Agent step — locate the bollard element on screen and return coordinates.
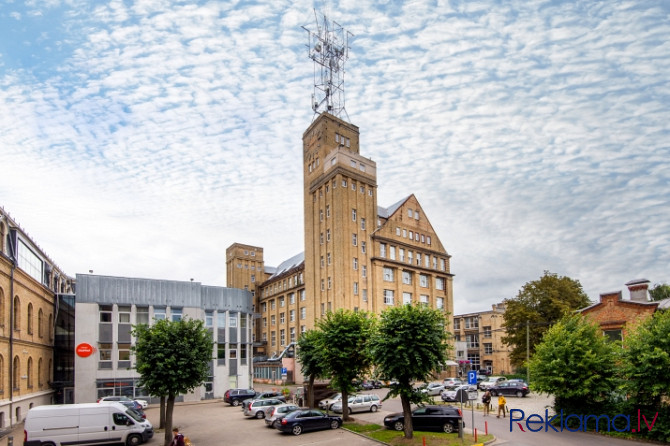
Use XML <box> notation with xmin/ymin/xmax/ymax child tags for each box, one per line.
<box><xmin>485</xmin><ymin>420</ymin><xmax>488</xmax><ymax>435</ymax></box>
<box><xmin>422</xmin><ymin>436</ymin><xmax>426</xmax><ymax>446</ymax></box>
<box><xmin>8</xmin><ymin>435</ymin><xmax>13</xmax><ymax>446</ymax></box>
<box><xmin>474</xmin><ymin>428</ymin><xmax>478</xmax><ymax>443</ymax></box>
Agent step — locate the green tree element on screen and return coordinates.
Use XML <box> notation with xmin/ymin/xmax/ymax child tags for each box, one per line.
<box><xmin>649</xmin><ymin>283</ymin><xmax>670</xmax><ymax>301</ymax></box>
<box><xmin>619</xmin><ymin>310</ymin><xmax>670</xmax><ymax>442</ymax></box>
<box><xmin>503</xmin><ymin>271</ymin><xmax>590</xmax><ymax>368</ymax></box>
<box><xmin>369</xmin><ymin>304</ymin><xmax>451</xmax><ymax>439</ymax></box>
<box><xmin>296</xmin><ymin>329</ymin><xmax>328</xmax><ymax>408</ymax></box>
<box><xmin>528</xmin><ymin>314</ymin><xmax>618</xmax><ymax>418</ymax></box>
<box><xmin>316</xmin><ymin>309</ymin><xmax>374</xmax><ymax>421</ymax></box>
<box><xmin>132</xmin><ymin>318</ymin><xmax>214</xmax><ymax>446</ymax></box>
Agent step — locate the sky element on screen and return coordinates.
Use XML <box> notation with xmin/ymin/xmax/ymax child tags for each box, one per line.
<box><xmin>1</xmin><ymin>0</ymin><xmax>668</xmax><ymax>314</ymax></box>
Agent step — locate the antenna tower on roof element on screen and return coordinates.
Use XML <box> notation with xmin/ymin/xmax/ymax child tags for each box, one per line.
<box><xmin>302</xmin><ymin>9</ymin><xmax>353</xmax><ymax>121</ymax></box>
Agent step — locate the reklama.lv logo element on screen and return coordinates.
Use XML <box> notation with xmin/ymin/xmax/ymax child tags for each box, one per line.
<box><xmin>509</xmin><ymin>409</ymin><xmax>659</xmax><ymax>433</ymax></box>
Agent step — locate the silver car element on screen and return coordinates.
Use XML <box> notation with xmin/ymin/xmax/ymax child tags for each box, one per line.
<box><xmin>242</xmin><ymin>398</ymin><xmax>284</xmax><ymax>419</ymax></box>
<box><xmin>420</xmin><ymin>382</ymin><xmax>445</xmax><ymax>396</ymax></box>
<box><xmin>264</xmin><ymin>403</ymin><xmax>301</xmax><ymax>428</ymax></box>
<box><xmin>318</xmin><ymin>392</ymin><xmax>342</xmax><ymax>410</ymax></box>
<box><xmin>331</xmin><ymin>394</ymin><xmax>381</xmax><ymax>414</ymax></box>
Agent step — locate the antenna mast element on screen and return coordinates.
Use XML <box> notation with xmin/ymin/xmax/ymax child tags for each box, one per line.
<box><xmin>302</xmin><ymin>10</ymin><xmax>353</xmax><ymax>120</ymax></box>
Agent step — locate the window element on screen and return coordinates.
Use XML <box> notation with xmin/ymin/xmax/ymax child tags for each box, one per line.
<box><xmin>27</xmin><ymin>357</ymin><xmax>33</xmax><ymax>388</ymax></box>
<box><xmin>300</xmin><ymin>307</ymin><xmax>306</xmax><ymax>320</ymax></box>
<box><xmin>396</xmin><ymin>227</ymin><xmax>401</xmax><ymax>236</ymax></box>
<box><xmin>38</xmin><ymin>309</ymin><xmax>44</xmax><ymax>338</ymax></box>
<box><xmin>154</xmin><ymin>307</ymin><xmax>166</xmax><ymax>321</ymax></box>
<box><xmin>342</xmin><ymin>180</ymin><xmax>347</xmax><ymax>187</ymax></box>
<box><xmin>261</xmin><ymin>302</ymin><xmax>267</xmax><ymax>313</ymax></box>
<box><xmin>290</xmin><ymin>310</ymin><xmax>295</xmax><ymax>322</ymax></box>
<box><xmin>271</xmin><ymin>315</ymin><xmax>276</xmax><ymax>326</ymax></box>
<box><xmin>118</xmin><ymin>343</ymin><xmax>131</xmax><ymax>367</ymax></box>
<box><xmin>353</xmin><ymin>258</ymin><xmax>358</xmax><ymax>270</ymax></box>
<box><xmin>262</xmin><ymin>317</ymin><xmax>267</xmax><ymax>328</ymax></box>
<box><xmin>352</xmin><ymin>209</ymin><xmax>357</xmax><ymax>221</ymax></box>
<box><xmin>389</xmin><ymin>246</ymin><xmax>396</xmax><ymax>260</ymax></box>
<box><xmin>484</xmin><ymin>343</ymin><xmax>493</xmax><ymax>355</ymax></box>
<box><xmin>351</xmin><ymin>182</ymin><xmax>356</xmax><ymax>190</ymax></box>
<box><xmin>362</xmin><ymin>289</ymin><xmax>368</xmax><ymax>302</ymax></box>
<box><xmin>436</xmin><ymin>278</ymin><xmax>445</xmax><ymax>290</ymax></box>
<box><xmin>271</xmin><ymin>300</ymin><xmax>276</xmax><ymax>310</ymax></box>
<box><xmin>99</xmin><ymin>304</ymin><xmax>112</xmax><ymax>323</ymax></box>
<box><xmin>271</xmin><ymin>331</ymin><xmax>276</xmax><ymax>347</ymax></box>
<box><xmin>403</xmin><ymin>292</ymin><xmax>412</xmax><ymax>305</ymax></box>
<box><xmin>416</xmin><ymin>253</ymin><xmax>421</xmax><ymax>266</ymax></box>
<box><xmin>289</xmin><ymin>293</ymin><xmax>295</xmax><ymax>304</ymax></box>
<box><xmin>465</xmin><ymin>317</ymin><xmax>479</xmax><ymax>329</ymax></box>
<box><xmin>453</xmin><ymin>318</ymin><xmax>461</xmax><ymax>330</ymax></box>
<box><xmin>420</xmin><ymin>274</ymin><xmax>428</xmax><ymax>287</ymax></box>
<box><xmin>436</xmin><ymin>297</ymin><xmax>444</xmax><ymax>309</ymax></box>
<box><xmin>321</xmin><ymin>279</ymin><xmax>325</xmax><ymax>291</ymax></box>
<box><xmin>171</xmin><ymin>308</ymin><xmax>182</xmax><ymax>322</ymax></box>
<box><xmin>399</xmin><ymin>248</ymin><xmax>405</xmax><ymax>262</ymax></box>
<box><xmin>403</xmin><ymin>229</ymin><xmax>407</xmax><ymax>238</ymax></box>
<box><xmin>483</xmin><ymin>326</ymin><xmax>492</xmax><ymax>338</ymax></box>
<box><xmin>604</xmin><ymin>329</ymin><xmax>622</xmax><ymax>342</ymax></box>
<box><xmin>320</xmin><ymin>233</ymin><xmax>324</xmax><ymax>245</ymax></box>
<box><xmin>409</xmin><ymin>231</ymin><xmax>414</xmax><ymax>240</ymax></box>
<box><xmin>320</xmin><ymin>256</ymin><xmax>324</xmax><ymax>268</ymax></box>
<box><xmin>300</xmin><ymin>290</ymin><xmax>306</xmax><ymax>301</ymax></box>
<box><xmin>362</xmin><ymin>265</ymin><xmax>367</xmax><ymax>277</ymax></box>
<box><xmin>421</xmin><ymin>234</ymin><xmax>425</xmax><ymax>243</ymax></box>
<box><xmin>380</xmin><ymin>243</ymin><xmax>386</xmax><ymax>258</ymax></box>
<box><xmin>326</xmin><ymin>205</ymin><xmax>330</xmax><ymax>217</ymax></box>
<box><xmin>415</xmin><ymin>210</ymin><xmax>420</xmax><ymax>220</ymax></box>
<box><xmin>361</xmin><ymin>218</ymin><xmax>366</xmax><ymax>230</ymax></box>
<box><xmin>468</xmin><ymin>353</ymin><xmax>480</xmax><ymax>370</ymax></box>
<box><xmin>383</xmin><ymin>290</ymin><xmax>395</xmax><ymax>305</ymax></box>
<box><xmin>328</xmin><ymin>277</ymin><xmax>332</xmax><ymax>289</ymax></box>
<box><xmin>320</xmin><ymin>210</ymin><xmax>323</xmax><ymax>221</ymax></box>
<box><xmin>98</xmin><ymin>343</ymin><xmax>112</xmax><ymax>369</ymax></box>
<box><xmin>27</xmin><ymin>304</ymin><xmax>33</xmax><ymax>334</ymax></box>
<box><xmin>279</xmin><ymin>297</ymin><xmax>285</xmax><ymax>307</ymax></box>
<box><xmin>327</xmin><ymin>229</ymin><xmax>331</xmax><ymax>242</ymax></box>
<box><xmin>408</xmin><ymin>251</ymin><xmax>413</xmax><ymax>264</ymax></box>
<box><xmin>426</xmin><ymin>255</ymin><xmax>430</xmax><ymax>268</ymax></box>
<box><xmin>280</xmin><ymin>312</ymin><xmax>285</xmax><ymax>324</ymax></box>
<box><xmin>251</xmin><ymin>274</ymin><xmax>255</xmax><ymax>283</ymax></box>
<box><xmin>427</xmin><ymin>236</ymin><xmax>431</xmax><ymax>245</ymax></box>
<box><xmin>361</xmin><ymin>241</ymin><xmax>366</xmax><ymax>254</ymax></box>
<box><xmin>290</xmin><ymin>327</ymin><xmax>296</xmax><ymax>343</ymax></box>
<box><xmin>466</xmin><ymin>334</ymin><xmax>479</xmax><ymax>348</ymax></box>
<box><xmin>408</xmin><ymin>209</ymin><xmax>413</xmax><ymax>218</ymax></box>
<box><xmin>440</xmin><ymin>258</ymin><xmax>445</xmax><ymax>270</ymax></box>
<box><xmin>420</xmin><ymin>295</ymin><xmax>429</xmax><ymax>306</ymax></box>
<box><xmin>383</xmin><ymin>267</ymin><xmax>394</xmax><ymax>282</ymax></box>
<box><xmin>402</xmin><ymin>271</ymin><xmax>412</xmax><ymax>285</ymax></box>
<box><xmin>351</xmin><ymin>159</ymin><xmax>356</xmax><ymax>167</ymax></box>
<box><xmin>352</xmin><ymin>233</ymin><xmax>357</xmax><ymax>246</ymax></box>
<box><xmin>327</xmin><ymin>253</ymin><xmax>331</xmax><ymax>264</ymax></box>
<box><xmin>354</xmin><ymin>282</ymin><xmax>359</xmax><ymax>295</ymax></box>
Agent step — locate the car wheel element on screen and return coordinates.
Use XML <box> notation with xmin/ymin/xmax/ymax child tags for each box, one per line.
<box><xmin>292</xmin><ymin>425</ymin><xmax>303</xmax><ymax>436</ymax></box>
<box><xmin>370</xmin><ymin>405</ymin><xmax>378</xmax><ymax>413</ymax></box>
<box><xmin>516</xmin><ymin>391</ymin><xmax>523</xmax><ymax>398</ymax></box>
<box><xmin>393</xmin><ymin>420</ymin><xmax>404</xmax><ymax>431</ymax></box>
<box><xmin>126</xmin><ymin>434</ymin><xmax>142</xmax><ymax>446</ymax></box>
<box><xmin>232</xmin><ymin>399</ymin><xmax>240</xmax><ymax>407</ymax></box>
<box><xmin>442</xmin><ymin>423</ymin><xmax>455</xmax><ymax>434</ymax></box>
<box><xmin>273</xmin><ymin>420</ymin><xmax>281</xmax><ymax>429</ymax></box>
<box><xmin>330</xmin><ymin>419</ymin><xmax>340</xmax><ymax>429</ymax></box>
<box><xmin>256</xmin><ymin>410</ymin><xmax>265</xmax><ymax>419</ymax></box>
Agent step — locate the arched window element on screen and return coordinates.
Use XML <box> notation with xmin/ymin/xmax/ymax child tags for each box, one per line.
<box><xmin>12</xmin><ymin>356</ymin><xmax>20</xmax><ymax>391</ymax></box>
<box><xmin>38</xmin><ymin>309</ymin><xmax>43</xmax><ymax>338</ymax></box>
<box><xmin>38</xmin><ymin>358</ymin><xmax>43</xmax><ymax>387</ymax></box>
<box><xmin>13</xmin><ymin>297</ymin><xmax>20</xmax><ymax>331</ymax></box>
<box><xmin>27</xmin><ymin>303</ymin><xmax>33</xmax><ymax>334</ymax></box>
<box><xmin>27</xmin><ymin>357</ymin><xmax>33</xmax><ymax>388</ymax></box>
<box><xmin>0</xmin><ymin>355</ymin><xmax>4</xmax><ymax>393</ymax></box>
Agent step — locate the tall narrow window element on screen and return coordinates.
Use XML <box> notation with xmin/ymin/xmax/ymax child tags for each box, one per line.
<box><xmin>27</xmin><ymin>303</ymin><xmax>33</xmax><ymax>334</ymax></box>
<box><xmin>352</xmin><ymin>209</ymin><xmax>357</xmax><ymax>221</ymax></box>
<box><xmin>13</xmin><ymin>297</ymin><xmax>20</xmax><ymax>331</ymax></box>
<box><xmin>38</xmin><ymin>309</ymin><xmax>44</xmax><ymax>338</ymax></box>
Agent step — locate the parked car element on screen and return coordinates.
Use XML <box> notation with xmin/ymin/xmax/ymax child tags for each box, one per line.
<box><xmin>243</xmin><ymin>398</ymin><xmax>285</xmax><ymax>419</ymax></box>
<box><xmin>420</xmin><ymin>382</ymin><xmax>445</xmax><ymax>396</ymax></box>
<box><xmin>359</xmin><ymin>380</ymin><xmax>375</xmax><ymax>390</ymax></box>
<box><xmin>224</xmin><ymin>388</ymin><xmax>257</xmax><ymax>406</ymax></box>
<box><xmin>371</xmin><ymin>380</ymin><xmax>383</xmax><ymax>389</ymax></box>
<box><xmin>489</xmin><ymin>381</ymin><xmax>530</xmax><ymax>397</ymax></box>
<box><xmin>277</xmin><ymin>409</ymin><xmax>342</xmax><ymax>436</ymax></box>
<box><xmin>265</xmin><ymin>403</ymin><xmax>301</xmax><ymax>428</ymax></box>
<box><xmin>318</xmin><ymin>392</ymin><xmax>343</xmax><ymax>410</ymax></box>
<box><xmin>442</xmin><ymin>377</ymin><xmax>463</xmax><ymax>389</ymax></box>
<box><xmin>384</xmin><ymin>405</ymin><xmax>463</xmax><ymax>434</ymax></box>
<box><xmin>478</xmin><ymin>376</ymin><xmax>506</xmax><ymax>390</ymax></box>
<box><xmin>331</xmin><ymin>394</ymin><xmax>381</xmax><ymax>414</ymax></box>
<box><xmin>240</xmin><ymin>391</ymin><xmax>286</xmax><ymax>409</ymax></box>
<box><xmin>114</xmin><ymin>400</ymin><xmax>146</xmax><ymax>419</ymax></box>
<box><xmin>441</xmin><ymin>384</ymin><xmax>477</xmax><ymax>402</ymax></box>
<box><xmin>98</xmin><ymin>395</ymin><xmax>149</xmax><ymax>409</ymax></box>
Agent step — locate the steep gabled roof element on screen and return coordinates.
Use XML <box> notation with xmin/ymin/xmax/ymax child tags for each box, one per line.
<box><xmin>378</xmin><ymin>195</ymin><xmax>411</xmax><ymax>219</ymax></box>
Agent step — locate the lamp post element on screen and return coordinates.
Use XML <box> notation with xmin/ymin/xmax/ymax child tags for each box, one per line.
<box><xmin>526</xmin><ymin>321</ymin><xmax>530</xmax><ymax>384</ymax></box>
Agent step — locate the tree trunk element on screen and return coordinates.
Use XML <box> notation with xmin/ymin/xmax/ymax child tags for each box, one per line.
<box><xmin>341</xmin><ymin>388</ymin><xmax>350</xmax><ymax>421</ymax></box>
<box><xmin>400</xmin><ymin>394</ymin><xmax>414</xmax><ymax>439</ymax></box>
<box><xmin>159</xmin><ymin>395</ymin><xmax>166</xmax><ymax>429</ymax></box>
<box><xmin>308</xmin><ymin>375</ymin><xmax>315</xmax><ymax>408</ymax></box>
<box><xmin>164</xmin><ymin>394</ymin><xmax>176</xmax><ymax>446</ymax></box>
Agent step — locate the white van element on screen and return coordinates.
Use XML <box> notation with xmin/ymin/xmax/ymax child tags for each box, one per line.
<box><xmin>24</xmin><ymin>402</ymin><xmax>153</xmax><ymax>446</ymax></box>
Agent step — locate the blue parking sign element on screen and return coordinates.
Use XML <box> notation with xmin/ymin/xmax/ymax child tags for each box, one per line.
<box><xmin>467</xmin><ymin>370</ymin><xmax>477</xmax><ymax>385</ymax></box>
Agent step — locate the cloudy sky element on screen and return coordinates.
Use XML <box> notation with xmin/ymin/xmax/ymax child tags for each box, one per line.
<box><xmin>1</xmin><ymin>0</ymin><xmax>668</xmax><ymax>314</ymax></box>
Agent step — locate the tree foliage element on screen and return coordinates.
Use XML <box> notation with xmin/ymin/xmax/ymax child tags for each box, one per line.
<box><xmin>649</xmin><ymin>283</ymin><xmax>670</xmax><ymax>301</ymax></box>
<box><xmin>316</xmin><ymin>309</ymin><xmax>374</xmax><ymax>421</ymax></box>
<box><xmin>618</xmin><ymin>310</ymin><xmax>670</xmax><ymax>442</ymax></box>
<box><xmin>132</xmin><ymin>318</ymin><xmax>213</xmax><ymax>446</ymax></box>
<box><xmin>503</xmin><ymin>271</ymin><xmax>590</xmax><ymax>368</ymax></box>
<box><xmin>296</xmin><ymin>329</ymin><xmax>328</xmax><ymax>408</ymax></box>
<box><xmin>369</xmin><ymin>304</ymin><xmax>451</xmax><ymax>439</ymax></box>
<box><xmin>528</xmin><ymin>314</ymin><xmax>618</xmax><ymax>417</ymax></box>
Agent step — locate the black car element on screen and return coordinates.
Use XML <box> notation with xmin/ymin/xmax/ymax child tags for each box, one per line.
<box><xmin>224</xmin><ymin>388</ymin><xmax>256</xmax><ymax>406</ymax></box>
<box><xmin>489</xmin><ymin>381</ymin><xmax>530</xmax><ymax>398</ymax></box>
<box><xmin>277</xmin><ymin>409</ymin><xmax>342</xmax><ymax>436</ymax></box>
<box><xmin>384</xmin><ymin>405</ymin><xmax>463</xmax><ymax>434</ymax></box>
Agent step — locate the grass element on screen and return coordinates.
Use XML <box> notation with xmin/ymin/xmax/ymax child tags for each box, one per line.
<box><xmin>343</xmin><ymin>421</ymin><xmax>494</xmax><ymax>446</ymax></box>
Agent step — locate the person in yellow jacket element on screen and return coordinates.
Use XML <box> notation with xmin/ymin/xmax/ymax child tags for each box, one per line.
<box><xmin>496</xmin><ymin>394</ymin><xmax>507</xmax><ymax>418</ymax></box>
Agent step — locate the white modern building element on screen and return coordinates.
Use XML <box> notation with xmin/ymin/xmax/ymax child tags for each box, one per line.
<box><xmin>74</xmin><ymin>274</ymin><xmax>253</xmax><ymax>403</ymax></box>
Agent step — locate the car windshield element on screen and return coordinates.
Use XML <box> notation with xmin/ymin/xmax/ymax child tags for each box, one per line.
<box><xmin>125</xmin><ymin>409</ymin><xmax>143</xmax><ymax>422</ymax></box>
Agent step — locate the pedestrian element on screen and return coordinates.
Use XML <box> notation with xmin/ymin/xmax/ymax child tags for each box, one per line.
<box><xmin>482</xmin><ymin>390</ymin><xmax>492</xmax><ymax>416</ymax></box>
<box><xmin>496</xmin><ymin>394</ymin><xmax>507</xmax><ymax>418</ymax></box>
<box><xmin>171</xmin><ymin>427</ymin><xmax>186</xmax><ymax>446</ymax></box>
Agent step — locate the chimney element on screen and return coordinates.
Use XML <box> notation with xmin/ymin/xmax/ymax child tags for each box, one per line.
<box><xmin>625</xmin><ymin>279</ymin><xmax>650</xmax><ymax>303</ymax></box>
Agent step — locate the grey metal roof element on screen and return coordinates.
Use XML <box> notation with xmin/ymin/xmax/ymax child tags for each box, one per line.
<box><xmin>378</xmin><ymin>195</ymin><xmax>411</xmax><ymax>219</ymax></box>
<box><xmin>268</xmin><ymin>252</ymin><xmax>304</xmax><ymax>280</ymax></box>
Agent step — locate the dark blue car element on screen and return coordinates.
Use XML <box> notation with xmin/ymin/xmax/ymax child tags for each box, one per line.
<box><xmin>277</xmin><ymin>409</ymin><xmax>341</xmax><ymax>436</ymax></box>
